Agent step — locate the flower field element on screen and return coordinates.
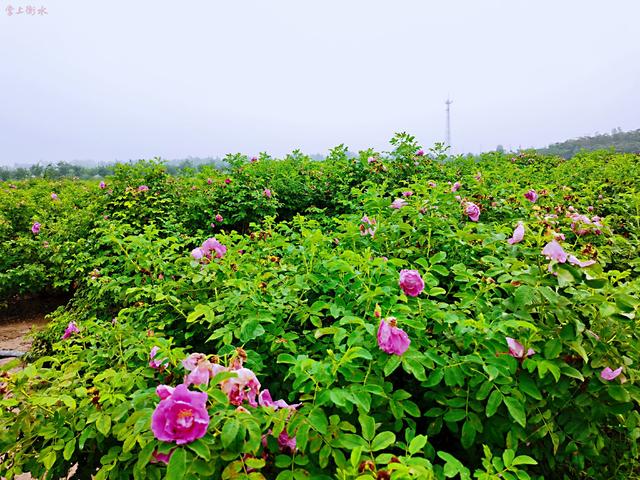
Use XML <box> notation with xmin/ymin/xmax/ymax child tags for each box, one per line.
<box><xmin>1</xmin><ymin>135</ymin><xmax>639</xmax><ymax>479</ymax></box>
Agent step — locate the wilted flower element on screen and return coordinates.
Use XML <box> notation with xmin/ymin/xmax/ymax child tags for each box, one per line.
<box><xmin>474</xmin><ymin>172</ymin><xmax>482</xmax><ymax>181</ymax></box>
<box><xmin>506</xmin><ymin>337</ymin><xmax>534</xmax><ymax>359</ymax></box>
<box><xmin>524</xmin><ymin>189</ymin><xmax>538</xmax><ymax>203</ymax></box>
<box><xmin>465</xmin><ymin>202</ymin><xmax>480</xmax><ymax>222</ymax></box>
<box><xmin>451</xmin><ymin>182</ymin><xmax>461</xmax><ymax>192</ymax></box>
<box><xmin>151</xmin><ymin>384</ymin><xmax>209</xmax><ymax>445</ymax></box>
<box><xmin>377</xmin><ymin>318</ymin><xmax>410</xmax><ymax>355</ymax></box>
<box><xmin>250</xmin><ymin>156</ymin><xmax>258</xmax><ymax>163</ymax></box>
<box><xmin>508</xmin><ymin>222</ymin><xmax>525</xmax><ymax>244</ymax></box>
<box><xmin>359</xmin><ymin>215</ymin><xmax>377</xmax><ymax>237</ymax></box>
<box><xmin>600</xmin><ymin>367</ymin><xmax>623</xmax><ymax>381</ymax></box>
<box><xmin>264</xmin><ymin>188</ymin><xmax>272</xmax><ymax>198</ymax></box>
<box><xmin>99</xmin><ymin>181</ymin><xmax>106</xmax><ymax>189</ymax></box>
<box><xmin>149</xmin><ymin>346</ymin><xmax>168</xmax><ymax>370</ymax></box>
<box><xmin>31</xmin><ymin>222</ymin><xmax>41</xmax><ymax>234</ymax></box>
<box><xmin>390</xmin><ymin>198</ymin><xmax>407</xmax><ymax>209</ymax></box>
<box><xmin>221</xmin><ymin>368</ymin><xmax>261</xmax><ymax>407</ymax></box>
<box><xmin>138</xmin><ymin>185</ymin><xmax>149</xmax><ymax>192</ymax></box>
<box><xmin>542</xmin><ymin>240</ymin><xmax>567</xmax><ymax>263</ymax></box>
<box><xmin>150</xmin><ymin>449</ymin><xmax>174</xmax><ymax>465</ymax></box>
<box><xmin>258</xmin><ymin>389</ymin><xmax>301</xmax><ymax>410</ymax></box>
<box><xmin>61</xmin><ymin>321</ymin><xmax>79</xmax><ymax>340</ymax></box>
<box><xmin>399</xmin><ymin>269</ymin><xmax>424</xmax><ymax>297</ymax></box>
<box><xmin>183</xmin><ymin>353</ymin><xmax>226</xmax><ymax>386</ymax></box>
<box><xmin>568</xmin><ymin>255</ymin><xmax>596</xmax><ymax>268</ymax></box>
<box><xmin>51</xmin><ymin>193</ymin><xmax>58</xmax><ymax>201</ymax></box>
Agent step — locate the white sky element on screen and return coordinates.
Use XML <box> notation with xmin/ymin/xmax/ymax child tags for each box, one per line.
<box><xmin>1</xmin><ymin>0</ymin><xmax>639</xmax><ymax>165</ymax></box>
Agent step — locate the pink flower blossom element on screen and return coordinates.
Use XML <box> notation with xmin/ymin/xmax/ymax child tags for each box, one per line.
<box><xmin>524</xmin><ymin>189</ymin><xmax>538</xmax><ymax>203</ymax></box>
<box><xmin>377</xmin><ymin>318</ymin><xmax>410</xmax><ymax>355</ymax></box>
<box><xmin>61</xmin><ymin>321</ymin><xmax>79</xmax><ymax>340</ymax></box>
<box><xmin>138</xmin><ymin>185</ymin><xmax>149</xmax><ymax>192</ymax></box>
<box><xmin>215</xmin><ymin>214</ymin><xmax>223</xmax><ymax>223</ymax></box>
<box><xmin>264</xmin><ymin>188</ymin><xmax>272</xmax><ymax>198</ymax></box>
<box><xmin>390</xmin><ymin>198</ymin><xmax>408</xmax><ymax>209</ymax></box>
<box><xmin>151</xmin><ymin>384</ymin><xmax>209</xmax><ymax>445</ymax></box>
<box><xmin>201</xmin><ymin>237</ymin><xmax>227</xmax><ymax>259</ymax></box>
<box><xmin>221</xmin><ymin>368</ymin><xmax>261</xmax><ymax>407</ymax></box>
<box><xmin>428</xmin><ymin>181</ymin><xmax>437</xmax><ymax>188</ymax></box>
<box><xmin>506</xmin><ymin>337</ymin><xmax>534</xmax><ymax>359</ymax></box>
<box><xmin>451</xmin><ymin>182</ymin><xmax>461</xmax><ymax>192</ymax></box>
<box><xmin>51</xmin><ymin>193</ymin><xmax>58</xmax><ymax>201</ymax></box>
<box><xmin>150</xmin><ymin>449</ymin><xmax>174</xmax><ymax>465</ymax></box>
<box><xmin>367</xmin><ymin>156</ymin><xmax>376</xmax><ymax>164</ymax></box>
<box><xmin>542</xmin><ymin>240</ymin><xmax>567</xmax><ymax>263</ymax></box>
<box><xmin>99</xmin><ymin>181</ymin><xmax>106</xmax><ymax>189</ymax></box>
<box><xmin>399</xmin><ymin>269</ymin><xmax>424</xmax><ymax>297</ymax></box>
<box><xmin>474</xmin><ymin>172</ymin><xmax>482</xmax><ymax>181</ymax></box>
<box><xmin>416</xmin><ymin>149</ymin><xmax>424</xmax><ymax>156</ymax></box>
<box><xmin>465</xmin><ymin>202</ymin><xmax>480</xmax><ymax>222</ymax></box>
<box><xmin>278</xmin><ymin>431</ymin><xmax>297</xmax><ymax>452</ymax></box>
<box><xmin>183</xmin><ymin>353</ymin><xmax>226</xmax><ymax>386</ymax></box>
<box><xmin>207</xmin><ymin>178</ymin><xmax>213</xmax><ymax>185</ymax></box>
<box><xmin>402</xmin><ymin>190</ymin><xmax>413</xmax><ymax>197</ymax></box>
<box><xmin>359</xmin><ymin>215</ymin><xmax>377</xmax><ymax>237</ymax></box>
<box><xmin>31</xmin><ymin>222</ymin><xmax>41</xmax><ymax>234</ymax></box>
<box><xmin>258</xmin><ymin>389</ymin><xmax>301</xmax><ymax>410</ymax></box>
<box><xmin>568</xmin><ymin>255</ymin><xmax>596</xmax><ymax>268</ymax></box>
<box><xmin>225</xmin><ymin>178</ymin><xmax>231</xmax><ymax>184</ymax></box>
<box><xmin>250</xmin><ymin>156</ymin><xmax>258</xmax><ymax>163</ymax></box>
<box><xmin>508</xmin><ymin>222</ymin><xmax>525</xmax><ymax>244</ymax></box>
<box><xmin>149</xmin><ymin>346</ymin><xmax>167</xmax><ymax>369</ymax></box>
<box><xmin>600</xmin><ymin>367</ymin><xmax>623</xmax><ymax>381</ymax></box>
<box><xmin>191</xmin><ymin>247</ymin><xmax>205</xmax><ymax>260</ymax></box>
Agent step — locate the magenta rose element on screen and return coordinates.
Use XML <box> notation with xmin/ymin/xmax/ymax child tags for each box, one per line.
<box><xmin>465</xmin><ymin>202</ymin><xmax>480</xmax><ymax>221</ymax></box>
<box><xmin>399</xmin><ymin>269</ymin><xmax>424</xmax><ymax>297</ymax></box>
<box><xmin>151</xmin><ymin>384</ymin><xmax>209</xmax><ymax>445</ymax></box>
<box><xmin>377</xmin><ymin>318</ymin><xmax>410</xmax><ymax>355</ymax></box>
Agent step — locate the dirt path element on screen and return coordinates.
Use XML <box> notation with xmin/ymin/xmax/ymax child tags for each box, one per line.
<box><xmin>0</xmin><ymin>294</ymin><xmax>69</xmax><ymax>365</ymax></box>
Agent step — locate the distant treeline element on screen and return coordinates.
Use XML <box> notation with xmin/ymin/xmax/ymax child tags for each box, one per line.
<box><xmin>538</xmin><ymin>128</ymin><xmax>640</xmax><ymax>158</ymax></box>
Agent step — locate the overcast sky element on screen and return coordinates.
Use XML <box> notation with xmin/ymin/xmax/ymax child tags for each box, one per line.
<box><xmin>1</xmin><ymin>0</ymin><xmax>638</xmax><ymax>166</ymax></box>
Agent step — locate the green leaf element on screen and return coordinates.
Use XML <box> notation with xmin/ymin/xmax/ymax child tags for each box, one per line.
<box><xmin>608</xmin><ymin>385</ymin><xmax>630</xmax><ymax>402</ymax></box>
<box><xmin>63</xmin><ymin>438</ymin><xmax>76</xmax><ymax>461</ymax></box>
<box><xmin>166</xmin><ymin>448</ymin><xmax>187</xmax><ymax>480</ymax></box>
<box><xmin>96</xmin><ymin>413</ymin><xmax>111</xmax><ymax>436</ymax></box>
<box><xmin>503</xmin><ymin>396</ymin><xmax>526</xmax><ymax>427</ymax></box>
<box><xmin>359</xmin><ymin>414</ymin><xmax>375</xmax><ymax>441</ymax></box>
<box><xmin>187</xmin><ymin>439</ymin><xmax>211</xmax><ymax>461</ymax></box>
<box><xmin>443</xmin><ymin>409</ymin><xmax>466</xmax><ymax>423</ymax></box>
<box><xmin>371</xmin><ymin>431</ymin><xmax>395</xmax><ymax>451</ymax></box>
<box><xmin>308</xmin><ymin>408</ymin><xmax>328</xmax><ymax>435</ymax></box>
<box><xmin>518</xmin><ymin>376</ymin><xmax>542</xmax><ymax>400</ymax></box>
<box><xmin>408</xmin><ymin>435</ymin><xmax>427</xmax><ymax>455</ymax></box>
<box><xmin>512</xmin><ymin>455</ymin><xmax>538</xmax><ymax>466</ymax></box>
<box><xmin>543</xmin><ymin>339</ymin><xmax>563</xmax><ymax>359</ymax></box>
<box><xmin>221</xmin><ymin>419</ymin><xmax>240</xmax><ymax>447</ymax></box>
<box><xmin>486</xmin><ymin>390</ymin><xmax>502</xmax><ymax>417</ymax></box>
<box><xmin>460</xmin><ymin>421</ymin><xmax>476</xmax><ymax>449</ymax></box>
<box><xmin>384</xmin><ymin>355</ymin><xmax>402</xmax><ymax>376</ymax></box>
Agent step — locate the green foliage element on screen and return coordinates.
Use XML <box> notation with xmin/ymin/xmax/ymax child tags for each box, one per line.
<box><xmin>1</xmin><ymin>139</ymin><xmax>640</xmax><ymax>479</ymax></box>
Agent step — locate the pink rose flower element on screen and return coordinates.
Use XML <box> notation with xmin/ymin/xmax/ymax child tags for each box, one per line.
<box><xmin>390</xmin><ymin>198</ymin><xmax>408</xmax><ymax>209</ymax></box>
<box><xmin>191</xmin><ymin>247</ymin><xmax>205</xmax><ymax>260</ymax></box>
<box><xmin>264</xmin><ymin>188</ymin><xmax>272</xmax><ymax>198</ymax></box>
<box><xmin>61</xmin><ymin>321</ymin><xmax>79</xmax><ymax>340</ymax></box>
<box><xmin>524</xmin><ymin>189</ymin><xmax>538</xmax><ymax>203</ymax></box>
<box><xmin>138</xmin><ymin>185</ymin><xmax>149</xmax><ymax>192</ymax></box>
<box><xmin>399</xmin><ymin>269</ymin><xmax>424</xmax><ymax>297</ymax></box>
<box><xmin>258</xmin><ymin>389</ymin><xmax>301</xmax><ymax>410</ymax></box>
<box><xmin>202</xmin><ymin>237</ymin><xmax>226</xmax><ymax>259</ymax></box>
<box><xmin>215</xmin><ymin>214</ymin><xmax>223</xmax><ymax>223</ymax></box>
<box><xmin>428</xmin><ymin>181</ymin><xmax>437</xmax><ymax>188</ymax></box>
<box><xmin>250</xmin><ymin>156</ymin><xmax>258</xmax><ymax>163</ymax></box>
<box><xmin>465</xmin><ymin>202</ymin><xmax>480</xmax><ymax>222</ymax></box>
<box><xmin>402</xmin><ymin>190</ymin><xmax>413</xmax><ymax>197</ymax></box>
<box><xmin>600</xmin><ymin>367</ymin><xmax>622</xmax><ymax>381</ymax></box>
<box><xmin>506</xmin><ymin>337</ymin><xmax>534</xmax><ymax>359</ymax></box>
<box><xmin>377</xmin><ymin>318</ymin><xmax>410</xmax><ymax>355</ymax></box>
<box><xmin>568</xmin><ymin>255</ymin><xmax>596</xmax><ymax>268</ymax></box>
<box><xmin>51</xmin><ymin>193</ymin><xmax>58</xmax><ymax>201</ymax></box>
<box><xmin>225</xmin><ymin>178</ymin><xmax>231</xmax><ymax>184</ymax></box>
<box><xmin>31</xmin><ymin>222</ymin><xmax>41</xmax><ymax>234</ymax></box>
<box><xmin>182</xmin><ymin>353</ymin><xmax>226</xmax><ymax>386</ymax></box>
<box><xmin>542</xmin><ymin>240</ymin><xmax>567</xmax><ymax>263</ymax></box>
<box><xmin>99</xmin><ymin>181</ymin><xmax>106</xmax><ymax>189</ymax></box>
<box><xmin>151</xmin><ymin>384</ymin><xmax>209</xmax><ymax>445</ymax></box>
<box><xmin>416</xmin><ymin>149</ymin><xmax>424</xmax><ymax>156</ymax></box>
<box><xmin>508</xmin><ymin>222</ymin><xmax>525</xmax><ymax>244</ymax></box>
<box><xmin>149</xmin><ymin>346</ymin><xmax>168</xmax><ymax>369</ymax></box>
<box><xmin>451</xmin><ymin>182</ymin><xmax>461</xmax><ymax>192</ymax></box>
